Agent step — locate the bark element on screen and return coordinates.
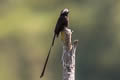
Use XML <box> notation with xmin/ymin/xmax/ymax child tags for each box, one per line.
<box><xmin>62</xmin><ymin>28</ymin><xmax>78</xmax><ymax>80</ymax></box>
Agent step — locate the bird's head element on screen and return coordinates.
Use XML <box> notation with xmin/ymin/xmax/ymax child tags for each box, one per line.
<box><xmin>61</xmin><ymin>8</ymin><xmax>69</xmax><ymax>16</ymax></box>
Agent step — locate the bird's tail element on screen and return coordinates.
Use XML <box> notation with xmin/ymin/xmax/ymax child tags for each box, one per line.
<box><xmin>52</xmin><ymin>34</ymin><xmax>56</xmax><ymax>46</ymax></box>
<box><xmin>40</xmin><ymin>34</ymin><xmax>56</xmax><ymax>78</ymax></box>
<box><xmin>40</xmin><ymin>46</ymin><xmax>52</xmax><ymax>78</ymax></box>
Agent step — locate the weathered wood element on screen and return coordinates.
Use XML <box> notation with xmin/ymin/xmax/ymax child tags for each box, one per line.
<box><xmin>62</xmin><ymin>28</ymin><xmax>78</xmax><ymax>80</ymax></box>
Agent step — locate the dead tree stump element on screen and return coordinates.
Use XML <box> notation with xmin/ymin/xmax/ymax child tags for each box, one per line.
<box><xmin>61</xmin><ymin>27</ymin><xmax>78</xmax><ymax>80</ymax></box>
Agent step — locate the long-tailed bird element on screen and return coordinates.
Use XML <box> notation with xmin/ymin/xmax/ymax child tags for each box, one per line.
<box><xmin>40</xmin><ymin>8</ymin><xmax>69</xmax><ymax>78</ymax></box>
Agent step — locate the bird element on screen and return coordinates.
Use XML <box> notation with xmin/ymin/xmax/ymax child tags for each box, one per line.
<box><xmin>40</xmin><ymin>8</ymin><xmax>69</xmax><ymax>78</ymax></box>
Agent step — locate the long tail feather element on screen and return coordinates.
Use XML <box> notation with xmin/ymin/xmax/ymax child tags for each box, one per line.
<box><xmin>40</xmin><ymin>46</ymin><xmax>52</xmax><ymax>78</ymax></box>
<box><xmin>40</xmin><ymin>34</ymin><xmax>56</xmax><ymax>78</ymax></box>
<box><xmin>52</xmin><ymin>34</ymin><xmax>56</xmax><ymax>46</ymax></box>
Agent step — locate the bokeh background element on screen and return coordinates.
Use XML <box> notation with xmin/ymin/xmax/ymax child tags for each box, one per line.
<box><xmin>0</xmin><ymin>0</ymin><xmax>120</xmax><ymax>80</ymax></box>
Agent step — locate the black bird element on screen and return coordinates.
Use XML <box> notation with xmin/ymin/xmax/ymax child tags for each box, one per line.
<box><xmin>40</xmin><ymin>8</ymin><xmax>69</xmax><ymax>78</ymax></box>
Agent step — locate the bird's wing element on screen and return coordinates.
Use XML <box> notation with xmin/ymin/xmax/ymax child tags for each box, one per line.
<box><xmin>55</xmin><ymin>16</ymin><xmax>66</xmax><ymax>37</ymax></box>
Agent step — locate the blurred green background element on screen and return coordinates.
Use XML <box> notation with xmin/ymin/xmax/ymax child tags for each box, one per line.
<box><xmin>0</xmin><ymin>0</ymin><xmax>120</xmax><ymax>80</ymax></box>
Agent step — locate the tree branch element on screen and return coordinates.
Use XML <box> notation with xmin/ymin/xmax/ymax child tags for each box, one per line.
<box><xmin>62</xmin><ymin>27</ymin><xmax>78</xmax><ymax>80</ymax></box>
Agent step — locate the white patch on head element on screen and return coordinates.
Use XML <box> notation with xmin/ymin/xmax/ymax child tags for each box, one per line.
<box><xmin>63</xmin><ymin>8</ymin><xmax>69</xmax><ymax>13</ymax></box>
<box><xmin>61</xmin><ymin>8</ymin><xmax>69</xmax><ymax>14</ymax></box>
